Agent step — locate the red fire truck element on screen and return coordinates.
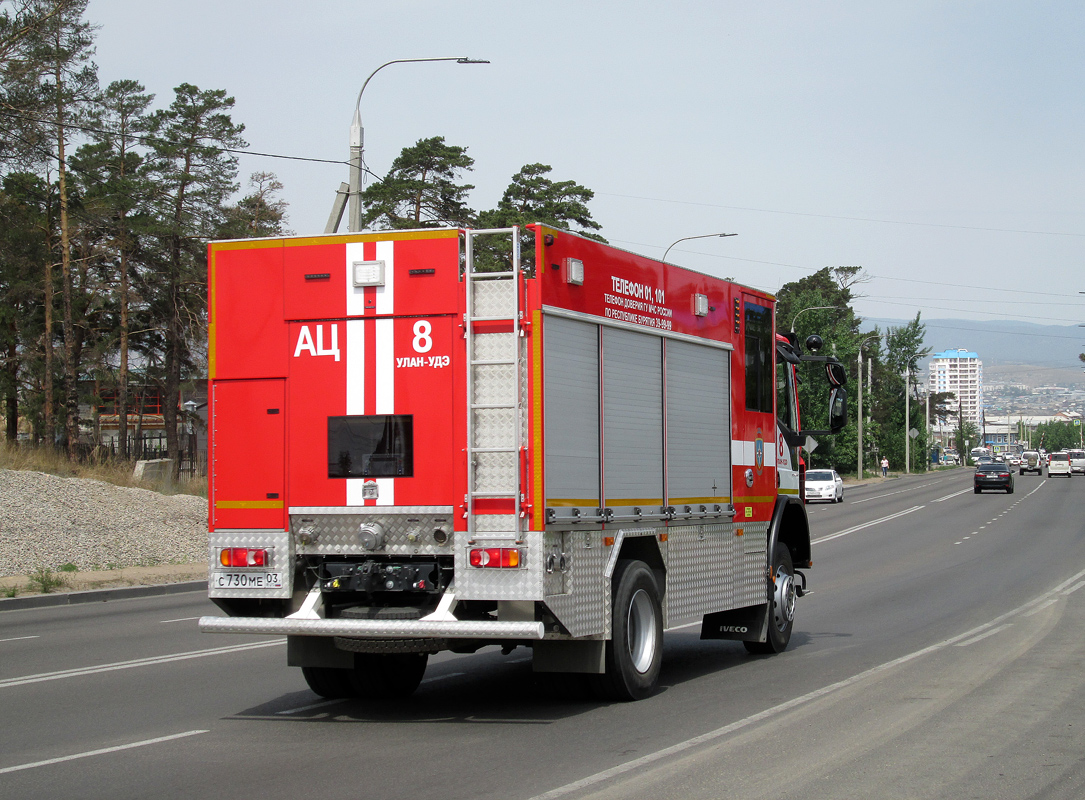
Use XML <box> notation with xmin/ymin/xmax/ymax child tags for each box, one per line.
<box><xmin>199</xmin><ymin>225</ymin><xmax>846</xmax><ymax>700</ymax></box>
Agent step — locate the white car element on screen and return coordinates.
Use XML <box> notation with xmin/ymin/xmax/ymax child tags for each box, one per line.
<box><xmin>1048</xmin><ymin>452</ymin><xmax>1072</xmax><ymax>478</ymax></box>
<box><xmin>1068</xmin><ymin>449</ymin><xmax>1085</xmax><ymax>475</ymax></box>
<box><xmin>805</xmin><ymin>469</ymin><xmax>844</xmax><ymax>503</ymax></box>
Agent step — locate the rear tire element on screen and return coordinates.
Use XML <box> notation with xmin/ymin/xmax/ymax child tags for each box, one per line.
<box><xmin>744</xmin><ymin>544</ymin><xmax>796</xmax><ymax>655</ymax></box>
<box><xmin>355</xmin><ymin>653</ymin><xmax>429</xmax><ymax>698</ymax></box>
<box><xmin>302</xmin><ymin>652</ymin><xmax>429</xmax><ymax>699</ymax></box>
<box><xmin>591</xmin><ymin>560</ymin><xmax>663</xmax><ymax>701</ymax></box>
<box><xmin>301</xmin><ymin>666</ymin><xmax>356</xmax><ymax>699</ymax></box>
<box><xmin>974</xmin><ymin>487</ymin><xmax>981</xmax><ymax>494</ymax></box>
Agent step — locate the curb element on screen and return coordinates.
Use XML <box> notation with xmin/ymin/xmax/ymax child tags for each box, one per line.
<box><xmin>0</xmin><ymin>580</ymin><xmax>206</xmax><ymax>612</ymax></box>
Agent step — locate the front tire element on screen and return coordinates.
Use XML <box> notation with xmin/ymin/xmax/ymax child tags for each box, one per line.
<box><xmin>301</xmin><ymin>665</ymin><xmax>356</xmax><ymax>699</ymax></box>
<box><xmin>744</xmin><ymin>544</ymin><xmax>796</xmax><ymax>655</ymax></box>
<box><xmin>592</xmin><ymin>560</ymin><xmax>663</xmax><ymax>701</ymax></box>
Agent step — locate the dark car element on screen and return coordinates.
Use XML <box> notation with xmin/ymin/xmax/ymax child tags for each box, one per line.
<box><xmin>974</xmin><ymin>462</ymin><xmax>1014</xmax><ymax>494</ymax></box>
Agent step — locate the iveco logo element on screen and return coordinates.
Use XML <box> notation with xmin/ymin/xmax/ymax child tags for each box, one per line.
<box><xmin>720</xmin><ymin>625</ymin><xmax>748</xmax><ymax>633</ymax></box>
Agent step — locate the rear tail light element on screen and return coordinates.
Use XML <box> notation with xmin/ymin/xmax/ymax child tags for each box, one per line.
<box><xmin>219</xmin><ymin>548</ymin><xmax>268</xmax><ymax>567</ymax></box>
<box><xmin>469</xmin><ymin>547</ymin><xmax>521</xmax><ymax>568</ymax></box>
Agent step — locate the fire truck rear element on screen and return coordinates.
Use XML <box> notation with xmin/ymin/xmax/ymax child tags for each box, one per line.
<box><xmin>199</xmin><ymin>225</ymin><xmax>846</xmax><ymax>700</ymax></box>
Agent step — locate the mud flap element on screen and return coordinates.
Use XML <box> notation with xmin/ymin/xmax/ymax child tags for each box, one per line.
<box><xmin>699</xmin><ymin>603</ymin><xmax>770</xmax><ymax>643</ymax></box>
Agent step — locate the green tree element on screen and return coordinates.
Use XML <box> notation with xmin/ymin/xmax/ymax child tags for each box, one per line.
<box><xmin>878</xmin><ymin>313</ymin><xmax>931</xmax><ymax>473</ymax></box>
<box><xmin>0</xmin><ymin>170</ymin><xmax>52</xmax><ymax>441</ymax></box>
<box><xmin>69</xmin><ymin>78</ymin><xmax>153</xmax><ymax>459</ymax></box>
<box><xmin>479</xmin><ymin>163</ymin><xmax>604</xmax><ymax>238</ymax></box>
<box><xmin>953</xmin><ymin>420</ymin><xmax>979</xmax><ymax>459</ymax></box>
<box><xmin>1033</xmin><ymin>420</ymin><xmax>1080</xmax><ymax>452</ymax></box>
<box><xmin>22</xmin><ymin>0</ymin><xmax>97</xmax><ymax>455</ymax></box>
<box><xmin>146</xmin><ymin>83</ymin><xmax>245</xmax><ymax>474</ymax></box>
<box><xmin>360</xmin><ymin>136</ymin><xmax>474</xmax><ymax>229</ymax></box>
<box><xmin>775</xmin><ymin>266</ymin><xmax>866</xmax><ymax>472</ymax></box>
<box><xmin>218</xmin><ymin>171</ymin><xmax>288</xmax><ymax>239</ymax></box>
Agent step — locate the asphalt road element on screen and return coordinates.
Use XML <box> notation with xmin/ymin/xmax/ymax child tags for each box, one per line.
<box><xmin>2</xmin><ymin>468</ymin><xmax>1083</xmax><ymax>799</ymax></box>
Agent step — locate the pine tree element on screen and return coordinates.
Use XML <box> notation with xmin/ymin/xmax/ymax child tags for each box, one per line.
<box><xmin>361</xmin><ymin>136</ymin><xmax>475</xmax><ymax>229</ymax></box>
<box><xmin>146</xmin><ymin>83</ymin><xmax>245</xmax><ymax>475</ymax></box>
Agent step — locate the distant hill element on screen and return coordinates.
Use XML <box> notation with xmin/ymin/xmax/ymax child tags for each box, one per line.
<box><xmin>860</xmin><ymin>317</ymin><xmax>1083</xmax><ymax>369</ymax></box>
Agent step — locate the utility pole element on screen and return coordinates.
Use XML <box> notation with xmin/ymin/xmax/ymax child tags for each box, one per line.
<box><xmin>857</xmin><ymin>335</ymin><xmax>879</xmax><ymax>479</ymax></box>
<box><xmin>905</xmin><ymin>371</ymin><xmax>911</xmax><ymax>474</ymax></box>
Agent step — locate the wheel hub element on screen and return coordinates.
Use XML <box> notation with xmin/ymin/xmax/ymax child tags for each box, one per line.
<box><xmin>772</xmin><ymin>566</ymin><xmax>796</xmax><ymax>630</ymax></box>
<box><xmin>626</xmin><ymin>588</ymin><xmax>658</xmax><ymax>674</ymax></box>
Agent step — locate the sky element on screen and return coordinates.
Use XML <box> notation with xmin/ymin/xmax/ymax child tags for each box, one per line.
<box><xmin>86</xmin><ymin>0</ymin><xmax>1085</xmax><ymax>348</ymax></box>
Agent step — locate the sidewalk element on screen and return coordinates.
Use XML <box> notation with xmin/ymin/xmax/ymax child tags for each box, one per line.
<box><xmin>1</xmin><ymin>563</ymin><xmax>206</xmax><ymax>610</ymax></box>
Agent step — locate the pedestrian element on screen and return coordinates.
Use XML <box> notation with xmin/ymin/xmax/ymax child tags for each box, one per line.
<box><xmin>880</xmin><ymin>456</ymin><xmax>889</xmax><ymax>477</ymax></box>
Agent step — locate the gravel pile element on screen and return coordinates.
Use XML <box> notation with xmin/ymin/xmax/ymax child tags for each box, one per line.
<box><xmin>0</xmin><ymin>469</ymin><xmax>208</xmax><ymax>576</ymax></box>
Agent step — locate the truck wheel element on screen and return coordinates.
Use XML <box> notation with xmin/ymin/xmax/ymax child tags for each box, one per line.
<box><xmin>355</xmin><ymin>653</ymin><xmax>429</xmax><ymax>698</ymax></box>
<box><xmin>592</xmin><ymin>560</ymin><xmax>663</xmax><ymax>701</ymax></box>
<box><xmin>744</xmin><ymin>544</ymin><xmax>795</xmax><ymax>655</ymax></box>
<box><xmin>301</xmin><ymin>666</ymin><xmax>357</xmax><ymax>699</ymax></box>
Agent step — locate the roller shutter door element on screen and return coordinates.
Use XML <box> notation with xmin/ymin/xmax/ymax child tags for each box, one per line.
<box><xmin>603</xmin><ymin>327</ymin><xmax>663</xmax><ymax>507</ymax></box>
<box><xmin>665</xmin><ymin>340</ymin><xmax>731</xmax><ymax>504</ymax></box>
<box><xmin>543</xmin><ymin>315</ymin><xmax>600</xmax><ymax>505</ymax></box>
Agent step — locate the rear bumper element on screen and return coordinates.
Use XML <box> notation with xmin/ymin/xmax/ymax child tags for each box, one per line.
<box><xmin>199</xmin><ymin>615</ymin><xmax>545</xmax><ymax>640</ymax></box>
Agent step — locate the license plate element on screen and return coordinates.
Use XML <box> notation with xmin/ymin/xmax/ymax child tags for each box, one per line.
<box><xmin>214</xmin><ymin>571</ymin><xmax>283</xmax><ymax>589</ymax></box>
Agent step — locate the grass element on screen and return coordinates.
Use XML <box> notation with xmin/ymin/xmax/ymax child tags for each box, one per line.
<box><xmin>26</xmin><ymin>566</ymin><xmax>66</xmax><ymax>594</ymax></box>
<box><xmin>0</xmin><ymin>442</ymin><xmax>206</xmax><ymax>497</ymax></box>
<box><xmin>3</xmin><ymin>584</ymin><xmax>18</xmax><ymax>598</ymax></box>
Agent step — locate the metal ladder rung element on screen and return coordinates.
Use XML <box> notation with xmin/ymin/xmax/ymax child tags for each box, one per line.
<box><xmin>468</xmin><ymin>315</ymin><xmax>518</xmax><ymax>323</ymax></box>
<box><xmin>469</xmin><ymin>359</ymin><xmax>517</xmax><ymax>366</ymax></box>
<box><xmin>471</xmin><ymin>447</ymin><xmax>518</xmax><ymax>454</ymax></box>
<box><xmin>471</xmin><ymin>403</ymin><xmax>517</xmax><ymax>410</ymax></box>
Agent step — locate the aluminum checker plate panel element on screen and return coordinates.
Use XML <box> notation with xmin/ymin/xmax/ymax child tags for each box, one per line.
<box><xmin>544</xmin><ymin>528</ymin><xmax>608</xmax><ymax>638</ymax></box>
<box><xmin>665</xmin><ymin>523</ymin><xmax>734</xmax><ymax>627</ymax></box>
<box><xmin>208</xmin><ymin>529</ymin><xmax>293</xmax><ymax>599</ymax></box>
<box><xmin>289</xmin><ymin>506</ymin><xmax>455</xmax><ymax>557</ymax></box>
<box><xmin>456</xmin><ymin>529</ymin><xmax>544</xmax><ymax>600</ymax></box>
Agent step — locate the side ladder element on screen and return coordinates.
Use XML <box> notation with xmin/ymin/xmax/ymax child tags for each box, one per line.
<box><xmin>464</xmin><ymin>228</ymin><xmax>525</xmax><ymax>542</ymax></box>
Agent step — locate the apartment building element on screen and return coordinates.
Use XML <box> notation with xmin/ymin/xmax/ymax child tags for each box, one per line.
<box><xmin>928</xmin><ymin>349</ymin><xmax>983</xmax><ymax>430</ymax></box>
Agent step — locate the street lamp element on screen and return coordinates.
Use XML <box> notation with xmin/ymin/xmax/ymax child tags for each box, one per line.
<box><xmin>791</xmin><ymin>305</ymin><xmax>840</xmax><ymax>334</ymax></box>
<box><xmin>331</xmin><ymin>56</ymin><xmax>490</xmax><ymax>233</ymax></box>
<box><xmin>856</xmin><ymin>334</ymin><xmax>880</xmax><ymax>479</ymax></box>
<box><xmin>661</xmin><ymin>232</ymin><xmax>736</xmax><ymax>263</ymax></box>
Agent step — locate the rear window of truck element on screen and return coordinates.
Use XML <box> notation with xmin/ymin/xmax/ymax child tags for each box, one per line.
<box><xmin>328</xmin><ymin>415</ymin><xmax>414</xmax><ymax>477</ymax></box>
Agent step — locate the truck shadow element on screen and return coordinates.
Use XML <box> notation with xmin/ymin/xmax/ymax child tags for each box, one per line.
<box><xmin>226</xmin><ymin>629</ymin><xmax>847</xmax><ymax>725</ymax></box>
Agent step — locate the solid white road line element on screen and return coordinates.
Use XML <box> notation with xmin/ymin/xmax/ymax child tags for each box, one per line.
<box><xmin>528</xmin><ymin>565</ymin><xmax>1085</xmax><ymax>800</ymax></box>
<box><xmin>814</xmin><ymin>506</ymin><xmax>925</xmax><ymax>544</ymax></box>
<box><xmin>159</xmin><ymin>617</ymin><xmax>201</xmax><ymax>624</ymax></box>
<box><xmin>931</xmin><ymin>488</ymin><xmax>972</xmax><ymax>503</ymax></box>
<box><xmin>849</xmin><ymin>481</ymin><xmax>938</xmax><ymax>504</ymax></box>
<box><xmin>0</xmin><ymin>636</ymin><xmax>40</xmax><ymax>644</ymax></box>
<box><xmin>0</xmin><ymin>730</ymin><xmax>208</xmax><ymax>775</ymax></box>
<box><xmin>0</xmin><ymin>640</ymin><xmax>284</xmax><ymax>689</ymax></box>
<box><xmin>954</xmin><ymin>623</ymin><xmax>1013</xmax><ymax>646</ymax></box>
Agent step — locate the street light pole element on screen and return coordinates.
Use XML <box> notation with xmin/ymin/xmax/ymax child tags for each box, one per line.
<box><xmin>791</xmin><ymin>306</ymin><xmax>840</xmax><ymax>334</ymax></box>
<box><xmin>661</xmin><ymin>232</ymin><xmax>736</xmax><ymax>263</ymax></box>
<box><xmin>342</xmin><ymin>56</ymin><xmax>489</xmax><ymax>233</ymax></box>
<box><xmin>857</xmin><ymin>335</ymin><xmax>879</xmax><ymax>479</ymax></box>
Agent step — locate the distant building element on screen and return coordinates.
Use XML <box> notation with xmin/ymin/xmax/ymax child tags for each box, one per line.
<box><xmin>928</xmin><ymin>349</ymin><xmax>984</xmax><ymax>432</ymax></box>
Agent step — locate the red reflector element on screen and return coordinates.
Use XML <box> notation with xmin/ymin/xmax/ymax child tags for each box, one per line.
<box><xmin>469</xmin><ymin>548</ymin><xmax>520</xmax><ymax>568</ymax></box>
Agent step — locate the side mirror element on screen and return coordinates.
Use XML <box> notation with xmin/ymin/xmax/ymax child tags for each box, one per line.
<box><xmin>829</xmin><ymin>387</ymin><xmax>847</xmax><ymax>433</ymax></box>
<box><xmin>826</xmin><ymin>361</ymin><xmax>847</xmax><ymax>387</ymax></box>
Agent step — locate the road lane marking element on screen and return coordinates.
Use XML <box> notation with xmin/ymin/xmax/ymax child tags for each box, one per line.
<box><xmin>529</xmin><ymin>564</ymin><xmax>1085</xmax><ymax>800</ymax></box>
<box><xmin>421</xmin><ymin>671</ymin><xmax>466</xmax><ymax>684</ymax></box>
<box><xmin>0</xmin><ymin>636</ymin><xmax>40</xmax><ymax>644</ymax></box>
<box><xmin>0</xmin><ymin>730</ymin><xmax>207</xmax><ymax>775</ymax></box>
<box><xmin>159</xmin><ymin>617</ymin><xmax>200</xmax><ymax>624</ymax></box>
<box><xmin>849</xmin><ymin>484</ymin><xmax>934</xmax><ymax>504</ymax></box>
<box><xmin>931</xmin><ymin>489</ymin><xmax>972</xmax><ymax>503</ymax></box>
<box><xmin>954</xmin><ymin>624</ymin><xmax>1013</xmax><ymax>646</ymax></box>
<box><xmin>1062</xmin><ymin>581</ymin><xmax>1085</xmax><ymax>596</ymax></box>
<box><xmin>1023</xmin><ymin>598</ymin><xmax>1058</xmax><ymax>617</ymax></box>
<box><xmin>814</xmin><ymin>506</ymin><xmax>925</xmax><ymax>544</ymax></box>
<box><xmin>0</xmin><ymin>640</ymin><xmax>284</xmax><ymax>689</ymax></box>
